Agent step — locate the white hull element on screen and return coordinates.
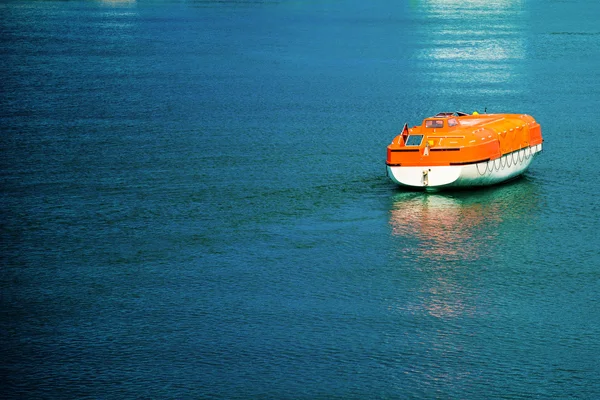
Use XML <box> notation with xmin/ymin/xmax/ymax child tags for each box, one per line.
<box><xmin>387</xmin><ymin>144</ymin><xmax>543</xmax><ymax>189</ymax></box>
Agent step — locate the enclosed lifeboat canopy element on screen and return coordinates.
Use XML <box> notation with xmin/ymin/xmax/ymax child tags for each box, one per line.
<box><xmin>386</xmin><ymin>112</ymin><xmax>543</xmax><ymax>189</ymax></box>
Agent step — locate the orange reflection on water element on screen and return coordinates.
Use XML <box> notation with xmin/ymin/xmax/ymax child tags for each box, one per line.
<box><xmin>388</xmin><ymin>183</ymin><xmax>541</xmax><ymax>320</ymax></box>
<box><xmin>390</xmin><ymin>194</ymin><xmax>501</xmax><ymax>264</ymax></box>
<box><xmin>388</xmin><ymin>182</ymin><xmax>543</xmax><ymax>320</ymax></box>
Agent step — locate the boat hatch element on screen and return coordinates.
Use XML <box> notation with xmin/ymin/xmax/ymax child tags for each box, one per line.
<box><xmin>425</xmin><ymin>120</ymin><xmax>444</xmax><ymax>128</ymax></box>
<box><xmin>405</xmin><ymin>135</ymin><xmax>424</xmax><ymax>146</ymax></box>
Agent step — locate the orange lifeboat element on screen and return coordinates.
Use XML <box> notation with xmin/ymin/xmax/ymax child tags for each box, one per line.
<box><xmin>386</xmin><ymin>112</ymin><xmax>543</xmax><ymax>189</ymax></box>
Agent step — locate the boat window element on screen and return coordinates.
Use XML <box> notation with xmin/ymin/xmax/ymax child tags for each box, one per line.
<box><xmin>405</xmin><ymin>135</ymin><xmax>423</xmax><ymax>146</ymax></box>
<box><xmin>425</xmin><ymin>120</ymin><xmax>444</xmax><ymax>128</ymax></box>
<box><xmin>448</xmin><ymin>118</ymin><xmax>458</xmax><ymax>127</ymax></box>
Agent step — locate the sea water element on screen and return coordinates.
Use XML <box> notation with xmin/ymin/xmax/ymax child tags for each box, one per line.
<box><xmin>1</xmin><ymin>1</ymin><xmax>599</xmax><ymax>398</ymax></box>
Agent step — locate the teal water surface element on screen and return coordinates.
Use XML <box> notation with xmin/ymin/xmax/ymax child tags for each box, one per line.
<box><xmin>1</xmin><ymin>0</ymin><xmax>599</xmax><ymax>398</ymax></box>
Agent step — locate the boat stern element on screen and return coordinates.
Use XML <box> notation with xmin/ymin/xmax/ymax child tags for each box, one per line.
<box><xmin>386</xmin><ymin>165</ymin><xmax>462</xmax><ymax>188</ymax></box>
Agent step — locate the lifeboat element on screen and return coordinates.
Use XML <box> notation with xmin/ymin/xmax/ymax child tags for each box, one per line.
<box><xmin>386</xmin><ymin>112</ymin><xmax>543</xmax><ymax>189</ymax></box>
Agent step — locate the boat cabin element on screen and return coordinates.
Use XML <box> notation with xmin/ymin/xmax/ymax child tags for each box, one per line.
<box><xmin>422</xmin><ymin>112</ymin><xmax>467</xmax><ymax>130</ymax></box>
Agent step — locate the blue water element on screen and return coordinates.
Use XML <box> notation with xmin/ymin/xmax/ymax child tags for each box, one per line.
<box><xmin>1</xmin><ymin>1</ymin><xmax>599</xmax><ymax>398</ymax></box>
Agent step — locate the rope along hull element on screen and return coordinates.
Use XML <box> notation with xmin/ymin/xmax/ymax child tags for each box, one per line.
<box><xmin>386</xmin><ymin>144</ymin><xmax>542</xmax><ymax>189</ymax></box>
